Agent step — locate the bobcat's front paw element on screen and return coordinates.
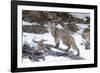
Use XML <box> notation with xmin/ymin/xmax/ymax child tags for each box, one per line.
<box><xmin>55</xmin><ymin>43</ymin><xmax>59</xmax><ymax>48</ymax></box>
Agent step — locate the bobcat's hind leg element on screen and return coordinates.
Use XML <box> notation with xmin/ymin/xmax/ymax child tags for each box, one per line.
<box><xmin>65</xmin><ymin>45</ymin><xmax>70</xmax><ymax>52</ymax></box>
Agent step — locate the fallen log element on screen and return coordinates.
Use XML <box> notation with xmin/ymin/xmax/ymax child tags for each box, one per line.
<box><xmin>44</xmin><ymin>44</ymin><xmax>84</xmax><ymax>60</ymax></box>
<box><xmin>22</xmin><ymin>43</ymin><xmax>85</xmax><ymax>62</ymax></box>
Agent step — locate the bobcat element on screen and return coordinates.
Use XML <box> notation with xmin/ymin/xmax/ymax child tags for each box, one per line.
<box><xmin>46</xmin><ymin>22</ymin><xmax>80</xmax><ymax>56</ymax></box>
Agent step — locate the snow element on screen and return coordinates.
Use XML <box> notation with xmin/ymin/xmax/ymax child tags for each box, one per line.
<box><xmin>76</xmin><ymin>24</ymin><xmax>88</xmax><ymax>29</ymax></box>
<box><xmin>70</xmin><ymin>13</ymin><xmax>90</xmax><ymax>20</ymax></box>
<box><xmin>22</xmin><ymin>21</ymin><xmax>40</xmax><ymax>25</ymax></box>
<box><xmin>22</xmin><ymin>21</ymin><xmax>93</xmax><ymax>63</ymax></box>
<box><xmin>75</xmin><ymin>24</ymin><xmax>89</xmax><ymax>34</ymax></box>
<box><xmin>45</xmin><ymin>56</ymin><xmax>70</xmax><ymax>62</ymax></box>
<box><xmin>23</xmin><ymin>32</ymin><xmax>55</xmax><ymax>45</ymax></box>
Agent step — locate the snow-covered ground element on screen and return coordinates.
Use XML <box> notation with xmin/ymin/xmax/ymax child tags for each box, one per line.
<box><xmin>22</xmin><ymin>21</ymin><xmax>93</xmax><ymax>63</ymax></box>
<box><xmin>70</xmin><ymin>13</ymin><xmax>90</xmax><ymax>21</ymax></box>
<box><xmin>22</xmin><ymin>21</ymin><xmax>40</xmax><ymax>25</ymax></box>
